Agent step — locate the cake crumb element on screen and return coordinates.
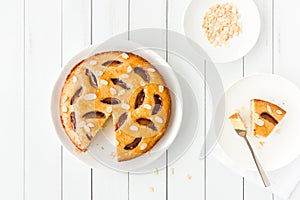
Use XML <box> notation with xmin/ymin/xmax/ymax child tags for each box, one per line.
<box><xmin>169</xmin><ymin>168</ymin><xmax>174</xmax><ymax>175</ymax></box>
<box><xmin>276</xmin><ymin>129</ymin><xmax>281</xmax><ymax>134</ymax></box>
<box><xmin>153</xmin><ymin>168</ymin><xmax>158</xmax><ymax>175</ymax></box>
<box><xmin>259</xmin><ymin>141</ymin><xmax>265</xmax><ymax>147</ymax></box>
<box><xmin>148</xmin><ymin>187</ymin><xmax>154</xmax><ymax>192</ymax></box>
<box><xmin>101</xmin><ymin>146</ymin><xmax>104</xmax><ymax>150</ymax></box>
<box><xmin>147</xmin><ymin>151</ymin><xmax>152</xmax><ymax>157</ymax></box>
<box><xmin>109</xmin><ymin>151</ymin><xmax>116</xmax><ymax>158</ymax></box>
<box><xmin>186</xmin><ymin>174</ymin><xmax>192</xmax><ymax>180</ymax></box>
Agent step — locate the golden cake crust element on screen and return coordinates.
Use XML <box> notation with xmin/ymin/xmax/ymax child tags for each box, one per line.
<box><xmin>60</xmin><ymin>51</ymin><xmax>171</xmax><ymax>161</ymax></box>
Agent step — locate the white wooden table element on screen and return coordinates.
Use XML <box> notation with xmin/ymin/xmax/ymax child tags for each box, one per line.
<box><xmin>2</xmin><ymin>0</ymin><xmax>300</xmax><ymax>199</ymax></box>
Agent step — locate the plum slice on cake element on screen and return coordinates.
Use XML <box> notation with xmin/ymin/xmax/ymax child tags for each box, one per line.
<box><xmin>250</xmin><ymin>99</ymin><xmax>286</xmax><ymax>138</ymax></box>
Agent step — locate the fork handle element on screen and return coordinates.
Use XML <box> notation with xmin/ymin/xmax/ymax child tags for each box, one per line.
<box><xmin>244</xmin><ymin>137</ymin><xmax>271</xmax><ymax>187</ymax></box>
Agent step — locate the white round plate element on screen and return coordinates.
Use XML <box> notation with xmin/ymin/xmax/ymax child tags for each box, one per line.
<box><xmin>184</xmin><ymin>0</ymin><xmax>260</xmax><ymax>63</ymax></box>
<box><xmin>51</xmin><ymin>40</ymin><xmax>183</xmax><ymax>172</ymax></box>
<box><xmin>217</xmin><ymin>74</ymin><xmax>300</xmax><ymax>171</ymax></box>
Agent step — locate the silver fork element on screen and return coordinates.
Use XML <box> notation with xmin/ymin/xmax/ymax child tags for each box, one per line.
<box><xmin>230</xmin><ymin>115</ymin><xmax>271</xmax><ymax>187</ymax></box>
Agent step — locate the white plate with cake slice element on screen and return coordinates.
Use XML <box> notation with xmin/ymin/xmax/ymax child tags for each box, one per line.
<box><xmin>51</xmin><ymin>40</ymin><xmax>183</xmax><ymax>173</ymax></box>
<box><xmin>216</xmin><ymin>74</ymin><xmax>300</xmax><ymax>171</ymax></box>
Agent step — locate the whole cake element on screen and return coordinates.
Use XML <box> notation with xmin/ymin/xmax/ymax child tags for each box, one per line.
<box><xmin>60</xmin><ymin>51</ymin><xmax>171</xmax><ymax>161</ymax></box>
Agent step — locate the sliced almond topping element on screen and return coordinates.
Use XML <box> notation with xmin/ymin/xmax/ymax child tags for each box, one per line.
<box><xmin>121</xmin><ymin>53</ymin><xmax>129</xmax><ymax>59</ymax></box>
<box><xmin>77</xmin><ymin>121</ymin><xmax>86</xmax><ymax>128</ymax></box>
<box><xmin>130</xmin><ymin>125</ymin><xmax>138</xmax><ymax>131</ymax></box>
<box><xmin>62</xmin><ymin>105</ymin><xmax>68</xmax><ymax>113</ymax></box>
<box><xmin>120</xmin><ymin>74</ymin><xmax>130</xmax><ymax>79</ymax></box>
<box><xmin>140</xmin><ymin>81</ymin><xmax>146</xmax><ymax>87</ymax></box>
<box><xmin>106</xmin><ymin>106</ymin><xmax>113</xmax><ymax>113</ymax></box>
<box><xmin>276</xmin><ymin>110</ymin><xmax>283</xmax><ymax>115</ymax></box>
<box><xmin>127</xmin><ymin>66</ymin><xmax>132</xmax><ymax>73</ymax></box>
<box><xmin>95</xmin><ymin>70</ymin><xmax>103</xmax><ymax>76</ymax></box>
<box><xmin>255</xmin><ymin>118</ymin><xmax>265</xmax><ymax>127</ymax></box>
<box><xmin>72</xmin><ymin>76</ymin><xmax>77</xmax><ymax>83</ymax></box>
<box><xmin>158</xmin><ymin>85</ymin><xmax>164</xmax><ymax>93</ymax></box>
<box><xmin>62</xmin><ymin>96</ymin><xmax>68</xmax><ymax>103</ymax></box>
<box><xmin>254</xmin><ymin>113</ymin><xmax>260</xmax><ymax>120</ymax></box>
<box><xmin>118</xmin><ymin>89</ymin><xmax>126</xmax><ymax>96</ymax></box>
<box><xmin>147</xmin><ymin>68</ymin><xmax>156</xmax><ymax>73</ymax></box>
<box><xmin>83</xmin><ymin>125</ymin><xmax>90</xmax><ymax>133</ymax></box>
<box><xmin>87</xmin><ymin>122</ymin><xmax>94</xmax><ymax>128</ymax></box>
<box><xmin>89</xmin><ymin>60</ymin><xmax>97</xmax><ymax>65</ymax></box>
<box><xmin>155</xmin><ymin>116</ymin><xmax>163</xmax><ymax>124</ymax></box>
<box><xmin>83</xmin><ymin>93</ymin><xmax>97</xmax><ymax>100</ymax></box>
<box><xmin>110</xmin><ymin>87</ymin><xmax>117</xmax><ymax>95</ymax></box>
<box><xmin>121</xmin><ymin>103</ymin><xmax>130</xmax><ymax>110</ymax></box>
<box><xmin>267</xmin><ymin>105</ymin><xmax>272</xmax><ymax>113</ymax></box>
<box><xmin>100</xmin><ymin>79</ymin><xmax>108</xmax><ymax>85</ymax></box>
<box><xmin>144</xmin><ymin>104</ymin><xmax>152</xmax><ymax>110</ymax></box>
<box><xmin>140</xmin><ymin>143</ymin><xmax>148</xmax><ymax>150</ymax></box>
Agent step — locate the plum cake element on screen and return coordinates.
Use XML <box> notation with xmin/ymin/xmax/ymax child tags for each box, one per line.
<box><xmin>60</xmin><ymin>51</ymin><xmax>171</xmax><ymax>161</ymax></box>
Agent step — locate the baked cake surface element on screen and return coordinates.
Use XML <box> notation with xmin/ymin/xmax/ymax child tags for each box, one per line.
<box><xmin>60</xmin><ymin>51</ymin><xmax>171</xmax><ymax>161</ymax></box>
<box><xmin>250</xmin><ymin>99</ymin><xmax>286</xmax><ymax>138</ymax></box>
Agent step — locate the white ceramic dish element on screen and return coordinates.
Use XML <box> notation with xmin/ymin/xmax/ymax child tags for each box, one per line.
<box><xmin>184</xmin><ymin>0</ymin><xmax>260</xmax><ymax>63</ymax></box>
<box><xmin>216</xmin><ymin>74</ymin><xmax>300</xmax><ymax>171</ymax></box>
<box><xmin>51</xmin><ymin>40</ymin><xmax>183</xmax><ymax>172</ymax></box>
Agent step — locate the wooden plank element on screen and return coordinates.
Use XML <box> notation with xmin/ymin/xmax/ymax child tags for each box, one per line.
<box><xmin>244</xmin><ymin>0</ymin><xmax>273</xmax><ymax>75</ymax></box>
<box><xmin>274</xmin><ymin>0</ymin><xmax>300</xmax><ymax>200</ymax></box>
<box><xmin>167</xmin><ymin>0</ymin><xmax>205</xmax><ymax>199</ymax></box>
<box><xmin>0</xmin><ymin>0</ymin><xmax>24</xmax><ymax>199</ymax></box>
<box><xmin>129</xmin><ymin>0</ymin><xmax>167</xmax><ymax>199</ymax></box>
<box><xmin>206</xmin><ymin>61</ymin><xmax>244</xmax><ymax>200</ymax></box>
<box><xmin>92</xmin><ymin>0</ymin><xmax>129</xmax><ymax>199</ymax></box>
<box><xmin>169</xmin><ymin>0</ymin><xmax>243</xmax><ymax>199</ymax></box>
<box><xmin>24</xmin><ymin>0</ymin><xmax>61</xmax><ymax>199</ymax></box>
<box><xmin>243</xmin><ymin>0</ymin><xmax>273</xmax><ymax>199</ymax></box>
<box><xmin>62</xmin><ymin>0</ymin><xmax>91</xmax><ymax>199</ymax></box>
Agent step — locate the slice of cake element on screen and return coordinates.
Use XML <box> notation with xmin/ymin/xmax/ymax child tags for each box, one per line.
<box><xmin>250</xmin><ymin>99</ymin><xmax>286</xmax><ymax>138</ymax></box>
<box><xmin>229</xmin><ymin>113</ymin><xmax>247</xmax><ymax>131</ymax></box>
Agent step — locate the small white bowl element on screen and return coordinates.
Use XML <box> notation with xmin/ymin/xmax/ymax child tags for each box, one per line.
<box><xmin>184</xmin><ymin>0</ymin><xmax>261</xmax><ymax>63</ymax></box>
